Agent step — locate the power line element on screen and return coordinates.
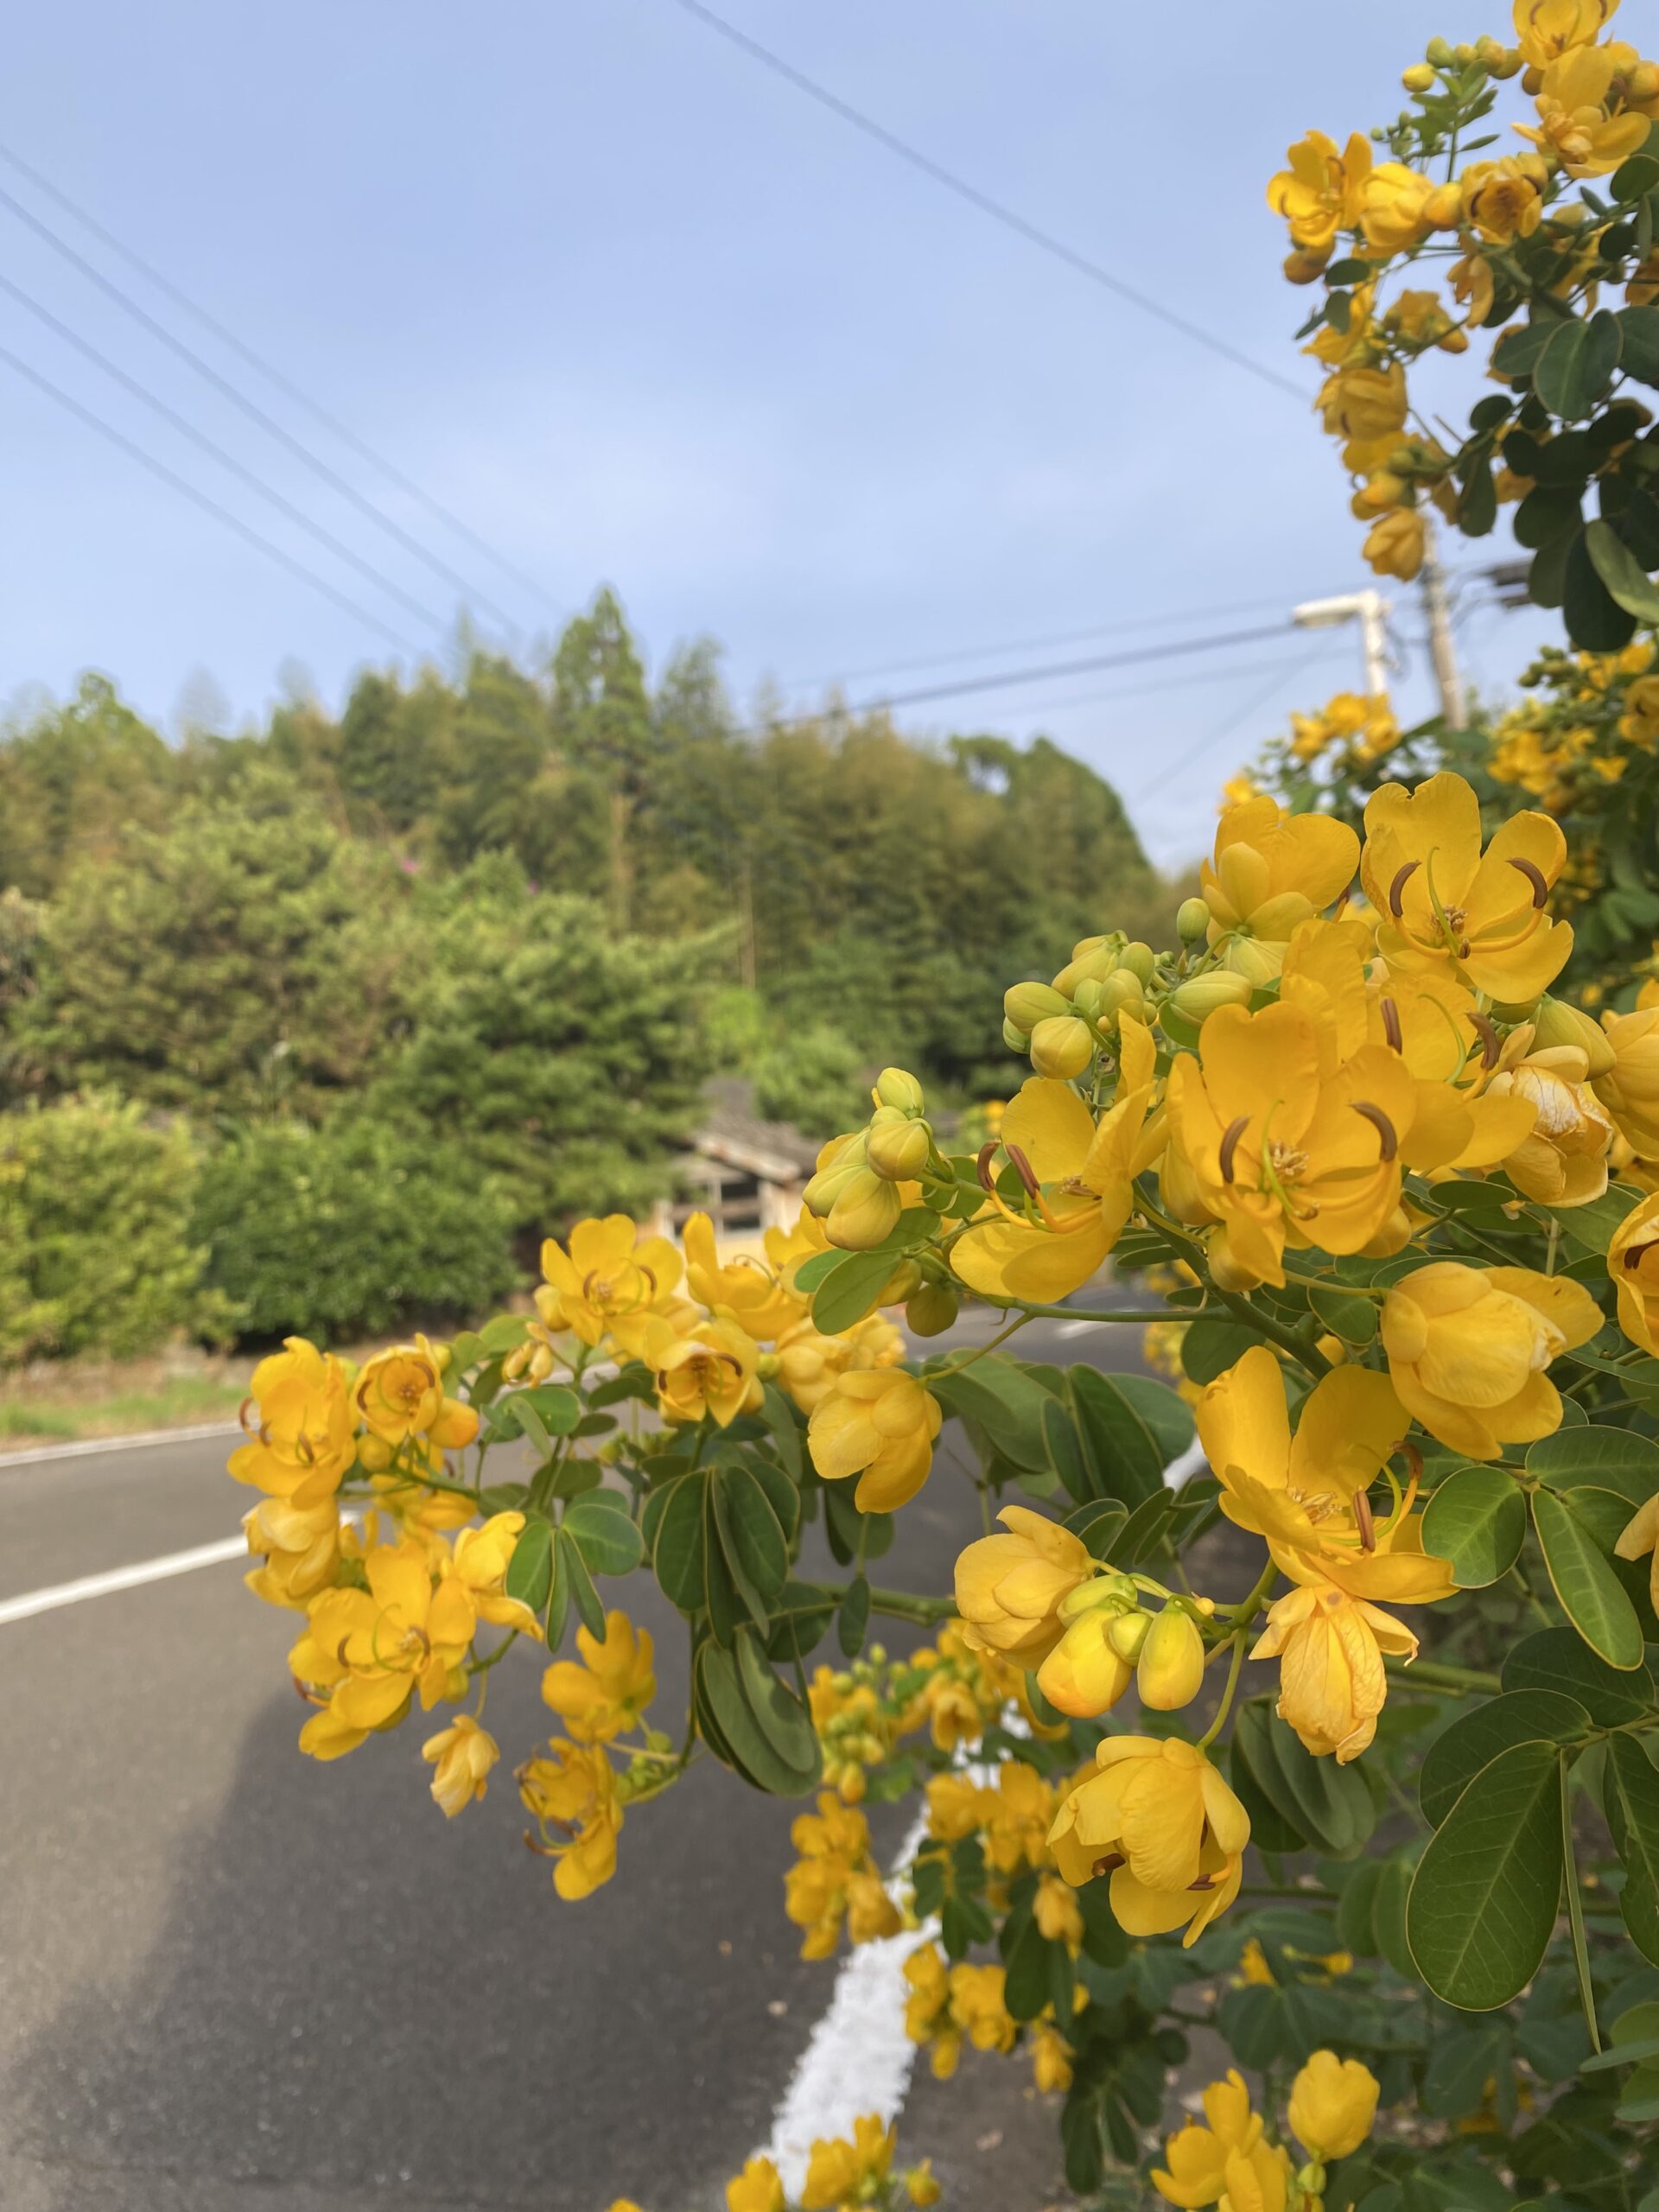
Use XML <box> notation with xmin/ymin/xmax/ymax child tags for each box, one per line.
<box><xmin>0</xmin><ymin>175</ymin><xmax>524</xmax><ymax>636</ymax></box>
<box><xmin>664</xmin><ymin>0</ymin><xmax>1308</xmax><ymax>405</ymax></box>
<box><xmin>738</xmin><ymin>620</ymin><xmax>1298</xmax><ymax>734</ymax></box>
<box><xmin>0</xmin><ymin>341</ymin><xmax>421</xmax><ymax>655</ymax></box>
<box><xmin>0</xmin><ymin>270</ymin><xmax>449</xmax><ymax>636</ymax></box>
<box><xmin>1129</xmin><ymin>644</ymin><xmax>1333</xmax><ymax>804</ymax></box>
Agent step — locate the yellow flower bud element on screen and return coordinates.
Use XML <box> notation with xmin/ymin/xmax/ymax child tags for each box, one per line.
<box><xmin>1532</xmin><ymin>995</ymin><xmax>1615</xmax><ymax>1077</ymax></box>
<box><xmin>1177</xmin><ymin>896</ymin><xmax>1212</xmax><ymax>943</ymax></box>
<box><xmin>1287</xmin><ymin>2050</ymin><xmax>1380</xmax><ymax>2162</ymax></box>
<box><xmin>874</xmin><ymin>1067</ymin><xmax>925</xmax><ymax>1114</ymax></box>
<box><xmin>1005</xmin><ymin>981</ymin><xmax>1072</xmax><ymax>1032</ymax></box>
<box><xmin>1119</xmin><ymin>941</ymin><xmax>1157</xmax><ymax>984</ymax></box>
<box><xmin>1284</xmin><ymin>245</ymin><xmax>1332</xmax><ymax>284</ymax></box>
<box><xmin>1402</xmin><ymin>60</ymin><xmax>1436</xmax><ymax>89</ymax></box>
<box><xmin>1002</xmin><ymin>1016</ymin><xmax>1031</xmax><ymax>1052</ymax></box>
<box><xmin>1135</xmin><ymin>1605</ymin><xmax>1206</xmax><ymax>1711</ymax></box>
<box><xmin>803</xmin><ymin>1135</ymin><xmax>868</xmax><ymax>1217</ymax></box>
<box><xmin>1107</xmin><ymin>1608</ymin><xmax>1151</xmax><ymax>1661</ymax></box>
<box><xmin>1452</xmin><ymin>41</ymin><xmax>1476</xmax><ymax>63</ymax></box>
<box><xmin>1029</xmin><ymin>1014</ymin><xmax>1096</xmax><ymax>1080</ymax></box>
<box><xmin>1425</xmin><ymin>35</ymin><xmax>1452</xmax><ymax>64</ymax></box>
<box><xmin>1100</xmin><ymin>969</ymin><xmax>1147</xmax><ymax>1018</ymax></box>
<box><xmin>867</xmin><ymin>1114</ymin><xmax>932</xmax><ymax>1180</ymax></box>
<box><xmin>1422</xmin><ymin>181</ymin><xmax>1464</xmax><ymax>227</ymax></box>
<box><xmin>906</xmin><ymin>1283</ymin><xmax>959</xmax><ymax>1338</ymax></box>
<box><xmin>1036</xmin><ymin>1610</ymin><xmax>1135</xmax><ymax>1718</ymax></box>
<box><xmin>825</xmin><ymin>1168</ymin><xmax>904</xmax><ymax>1250</ymax></box>
<box><xmin>1169</xmin><ymin>971</ymin><xmax>1255</xmax><ymax>1024</ymax></box>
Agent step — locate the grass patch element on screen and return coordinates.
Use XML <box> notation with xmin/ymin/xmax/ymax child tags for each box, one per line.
<box><xmin>0</xmin><ymin>1362</ymin><xmax>247</xmax><ymax>1450</ymax></box>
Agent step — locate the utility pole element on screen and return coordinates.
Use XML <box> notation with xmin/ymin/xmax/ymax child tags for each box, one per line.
<box><xmin>1419</xmin><ymin>514</ymin><xmax>1467</xmax><ymax>730</ymax></box>
<box><xmin>1293</xmin><ymin>588</ymin><xmax>1392</xmax><ymax>696</ymax></box>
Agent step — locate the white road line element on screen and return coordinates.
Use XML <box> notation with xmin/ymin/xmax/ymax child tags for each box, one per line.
<box><xmin>757</xmin><ymin>1808</ymin><xmax>933</xmax><ymax>2191</ymax></box>
<box><xmin>0</xmin><ymin>1420</ymin><xmax>240</xmax><ymax>1469</ymax></box>
<box><xmin>1055</xmin><ymin>1316</ymin><xmax>1102</xmax><ymax>1338</ymax></box>
<box><xmin>1166</xmin><ymin>1434</ymin><xmax>1209</xmax><ymax>1488</ymax></box>
<box><xmin>0</xmin><ymin>1535</ymin><xmax>246</xmax><ymax>1625</ymax></box>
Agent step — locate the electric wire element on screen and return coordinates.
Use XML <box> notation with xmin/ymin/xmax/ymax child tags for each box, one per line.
<box><xmin>0</xmin><ymin>269</ymin><xmax>449</xmax><ymax>635</ymax></box>
<box><xmin>1128</xmin><ymin>642</ymin><xmax>1335</xmax><ymax>804</ymax></box>
<box><xmin>664</xmin><ymin>0</ymin><xmax>1308</xmax><ymax>404</ymax></box>
<box><xmin>0</xmin><ymin>175</ymin><xmax>524</xmax><ymax>633</ymax></box>
<box><xmin>0</xmin><ymin>341</ymin><xmax>421</xmax><ymax>655</ymax></box>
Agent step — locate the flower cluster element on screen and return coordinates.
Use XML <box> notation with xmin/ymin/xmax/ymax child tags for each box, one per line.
<box><xmin>611</xmin><ymin>2115</ymin><xmax>939</xmax><ymax>2212</ymax></box>
<box><xmin>1154</xmin><ymin>2055</ymin><xmax>1379</xmax><ymax>2212</ymax></box>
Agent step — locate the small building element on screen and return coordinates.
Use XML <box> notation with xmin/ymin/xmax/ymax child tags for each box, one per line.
<box><xmin>647</xmin><ymin>1078</ymin><xmax>823</xmax><ymax>1256</ymax></box>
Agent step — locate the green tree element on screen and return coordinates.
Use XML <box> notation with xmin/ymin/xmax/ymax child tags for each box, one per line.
<box><xmin>551</xmin><ymin>587</ymin><xmax>657</xmax><ymax>930</ymax></box>
<box><xmin>0</xmin><ymin>674</ymin><xmax>176</xmax><ymax>898</ymax></box>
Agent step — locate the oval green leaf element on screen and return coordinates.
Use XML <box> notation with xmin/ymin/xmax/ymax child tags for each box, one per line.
<box><xmin>1532</xmin><ymin>1486</ymin><xmax>1645</xmax><ymax>1669</ymax></box>
<box><xmin>562</xmin><ymin>1491</ymin><xmax>645</xmax><ymax>1577</ymax></box>
<box><xmin>1529</xmin><ymin>1423</ymin><xmax>1659</xmax><ymax>1507</ymax></box>
<box><xmin>650</xmin><ymin>1471</ymin><xmax>708</xmax><ymax>1613</ymax></box>
<box><xmin>1535</xmin><ymin>310</ymin><xmax>1622</xmax><ymax>420</ymax></box>
<box><xmin>1419</xmin><ymin>1689</ymin><xmax>1591</xmax><ymax>1827</ymax></box>
<box><xmin>1421</xmin><ymin>1465</ymin><xmax>1527</xmax><ymax>1588</ymax></box>
<box><xmin>810</xmin><ymin>1249</ymin><xmax>896</xmax><ymax>1338</ymax></box>
<box><xmin>1607</xmin><ymin>1733</ymin><xmax>1659</xmax><ymax>1967</ymax></box>
<box><xmin>1407</xmin><ymin>1739</ymin><xmax>1565</xmax><ymax>2009</ymax></box>
<box><xmin>1586</xmin><ymin>516</ymin><xmax>1659</xmax><ymax>623</ymax></box>
<box><xmin>1503</xmin><ymin>1624</ymin><xmax>1654</xmax><ymax>1722</ymax></box>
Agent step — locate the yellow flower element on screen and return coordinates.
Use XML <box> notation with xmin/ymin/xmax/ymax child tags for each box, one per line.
<box><xmin>642</xmin><ymin>1313</ymin><xmax>762</xmax><ymax>1427</ymax></box>
<box><xmin>1357</xmin><ymin>162</ymin><xmax>1440</xmax><ymax>253</ymax></box>
<box><xmin>1217</xmin><ymin>2144</ymin><xmax>1292</xmax><ymax>2212</ymax></box>
<box><xmin>950</xmin><ymin>1017</ymin><xmax>1162</xmax><ymax>1302</ymax></box>
<box><xmin>519</xmin><ymin>1738</ymin><xmax>622</xmax><ymax>1898</ymax></box>
<box><xmin>1168</xmin><ymin>999</ymin><xmax>1415</xmax><ymax>1287</ymax></box>
<box><xmin>353</xmin><ymin>1337</ymin><xmax>478</xmax><ymax>1451</ymax></box>
<box><xmin>1611</xmin><ymin>1189</ymin><xmax>1659</xmax><ymax>1353</ymax></box>
<box><xmin>1154</xmin><ymin>2069</ymin><xmax>1262</xmax><ymax>2207</ymax></box>
<box><xmin>808</xmin><ymin>1368</ymin><xmax>941</xmax><ymax>1511</ymax></box>
<box><xmin>1034</xmin><ymin>1871</ymin><xmax>1085</xmax><ymax>1946</ymax></box>
<box><xmin>1196</xmin><ymin>1349</ymin><xmax>1455</xmax><ymax>1604</ymax></box>
<box><xmin>948</xmin><ymin>1961</ymin><xmax>1017</xmax><ymax>2051</ymax></box>
<box><xmin>1513</xmin><ymin>0</ymin><xmax>1620</xmax><ymax>68</ymax></box>
<box><xmin>1037</xmin><ymin>1608</ymin><xmax>1136</xmax><ymax>1718</ymax></box>
<box><xmin>1201</xmin><ymin>797</ymin><xmax>1359</xmax><ymax>981</ymax></box>
<box><xmin>1380</xmin><ymin>1262</ymin><xmax>1601</xmax><ymax>1458</ymax></box>
<box><xmin>1253</xmin><ymin>1582</ymin><xmax>1416</xmax><ymax>1762</ymax></box>
<box><xmin>291</xmin><ymin>1538</ymin><xmax>478</xmax><ymax>1752</ymax></box>
<box><xmin>229</xmin><ymin>1336</ymin><xmax>357</xmax><ymax>1506</ymax></box>
<box><xmin>1460</xmin><ymin>154</ymin><xmax>1550</xmax><ymax>239</ymax></box>
<box><xmin>1516</xmin><ymin>46</ymin><xmax>1649</xmax><ymax>175</ymax></box>
<box><xmin>1451</xmin><ymin>235</ymin><xmax>1497</xmax><ymax>325</ymax></box>
<box><xmin>905</xmin><ymin>2157</ymin><xmax>942</xmax><ymax>2207</ymax></box>
<box><xmin>800</xmin><ymin>2115</ymin><xmax>894</xmax><ymax>2211</ymax></box>
<box><xmin>537</xmin><ymin>1215</ymin><xmax>684</xmax><ymax>1355</ymax></box>
<box><xmin>421</xmin><ymin>1713</ymin><xmax>499</xmax><ymax>1816</ymax></box>
<box><xmin>1136</xmin><ymin>1605</ymin><xmax>1207</xmax><ymax>1711</ymax></box>
<box><xmin>726</xmin><ymin>2157</ymin><xmax>785</xmax><ymax>2212</ymax></box>
<box><xmin>903</xmin><ymin>1940</ymin><xmax>963</xmax><ymax>2076</ymax></box>
<box><xmin>1619</xmin><ymin>673</ymin><xmax>1659</xmax><ymax>747</ymax></box>
<box><xmin>1289</xmin><ymin>2049</ymin><xmax>1381</xmax><ymax>2160</ymax></box>
<box><xmin>1268</xmin><ymin>130</ymin><xmax>1372</xmax><ymax>251</ymax></box>
<box><xmin>542</xmin><ymin>1610</ymin><xmax>656</xmax><ymax>1742</ymax></box>
<box><xmin>773</xmin><ymin>1308</ymin><xmax>904</xmax><ymax>1417</ymax></box>
<box><xmin>1484</xmin><ymin>1035</ymin><xmax>1614</xmax><ymax>1207</ymax></box>
<box><xmin>954</xmin><ymin>1505</ymin><xmax>1091</xmax><ymax>1664</ymax></box>
<box><xmin>1364</xmin><ymin>506</ymin><xmax>1427</xmax><ymax>582</ymax></box>
<box><xmin>1361</xmin><ymin>770</ymin><xmax>1572</xmax><ymax>1001</ymax></box>
<box><xmin>683</xmin><ymin>1210</ymin><xmax>801</xmax><ymax>1343</ymax></box>
<box><xmin>448</xmin><ymin>1510</ymin><xmax>544</xmax><ymax>1634</ymax></box>
<box><xmin>982</xmin><ymin>1759</ymin><xmax>1058</xmax><ymax>1874</ymax></box>
<box><xmin>1032</xmin><ymin>2018</ymin><xmax>1076</xmax><ymax>2094</ymax></box>
<box><xmin>785</xmin><ymin>1794</ymin><xmax>899</xmax><ymax>1957</ymax></box>
<box><xmin>1596</xmin><ymin>1006</ymin><xmax>1659</xmax><ymax>1154</ymax></box>
<box><xmin>1048</xmin><ymin>1737</ymin><xmax>1249</xmax><ymax>1947</ymax></box>
<box><xmin>1316</xmin><ymin>362</ymin><xmax>1409</xmax><ymax>445</ymax></box>
<box><xmin>242</xmin><ymin>1492</ymin><xmax>342</xmax><ymax>1609</ymax></box>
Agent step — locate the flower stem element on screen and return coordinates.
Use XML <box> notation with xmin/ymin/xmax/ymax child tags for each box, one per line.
<box><xmin>1561</xmin><ymin>1753</ymin><xmax>1602</xmax><ymax>2056</ymax></box>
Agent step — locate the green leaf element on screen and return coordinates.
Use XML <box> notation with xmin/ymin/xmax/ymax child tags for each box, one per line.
<box><xmin>696</xmin><ymin>1634</ymin><xmax>821</xmax><ymax>1796</ymax></box>
<box><xmin>1407</xmin><ymin>1739</ymin><xmax>1565</xmax><ymax>2009</ymax></box>
<box><xmin>1555</xmin><ymin>1181</ymin><xmax>1643</xmax><ymax>1254</ymax></box>
<box><xmin>810</xmin><ymin>1249</ymin><xmax>895</xmax><ymax>1337</ymax></box>
<box><xmin>1513</xmin><ymin>483</ymin><xmax>1583</xmax><ymax>549</ymax></box>
<box><xmin>1230</xmin><ymin>1715</ymin><xmax>1309</xmax><ymax>1854</ymax></box>
<box><xmin>928</xmin><ymin>1354</ymin><xmax>1053</xmax><ymax>1472</ymax></box>
<box><xmin>1042</xmin><ymin>1392</ymin><xmax>1095</xmax><ymax>1503</ymax></box>
<box><xmin>734</xmin><ymin>1625</ymin><xmax>822</xmax><ymax>1785</ymax></box>
<box><xmin>757</xmin><ymin>1382</ymin><xmax>804</xmax><ymax>1482</ymax></box>
<box><xmin>1001</xmin><ymin>1911</ymin><xmax>1058</xmax><ymax>2022</ymax></box>
<box><xmin>1061</xmin><ymin>1497</ymin><xmax>1129</xmax><ymax>1555</ymax></box>
<box><xmin>1308</xmin><ymin>1287</ymin><xmax>1379</xmax><ymax>1345</ymax></box>
<box><xmin>1070</xmin><ymin>1367</ymin><xmax>1190</xmax><ymax>1507</ymax></box>
<box><xmin>791</xmin><ymin>1249</ymin><xmax>841</xmax><ymax>1294</ymax></box>
<box><xmin>1504</xmin><ymin>1624</ymin><xmax>1654</xmax><ymax>1721</ymax></box>
<box><xmin>1179</xmin><ymin>1317</ymin><xmax>1260</xmax><ymax>1385</ymax></box>
<box><xmin>562</xmin><ymin>1490</ymin><xmax>645</xmax><ymax>1577</ymax></box>
<box><xmin>504</xmin><ymin>1513</ymin><xmax>553</xmax><ymax>1616</ymax></box>
<box><xmin>1615</xmin><ymin>154</ymin><xmax>1659</xmax><ymax>207</ymax></box>
<box><xmin>1529</xmin><ymin>1423</ymin><xmax>1659</xmax><ymax>1508</ymax></box>
<box><xmin>650</xmin><ymin>1471</ymin><xmax>708</xmax><ymax>1613</ymax></box>
<box><xmin>838</xmin><ymin>1573</ymin><xmax>870</xmax><ymax>1656</ymax></box>
<box><xmin>1337</xmin><ymin>1859</ymin><xmax>1383</xmax><ymax>1957</ymax></box>
<box><xmin>1535</xmin><ymin>310</ymin><xmax>1622</xmax><ymax>420</ymax></box>
<box><xmin>557</xmin><ymin>1526</ymin><xmax>607</xmax><ymax>1640</ymax></box>
<box><xmin>1618</xmin><ymin>302</ymin><xmax>1659</xmax><ymax>385</ymax></box>
<box><xmin>1421</xmin><ymin>1465</ymin><xmax>1526</xmax><ymax>1588</ymax></box>
<box><xmin>1586</xmin><ymin>516</ymin><xmax>1659</xmax><ymax>622</ymax></box>
<box><xmin>1607</xmin><ymin>1733</ymin><xmax>1659</xmax><ymax>1967</ymax></box>
<box><xmin>1234</xmin><ymin>1701</ymin><xmax>1372</xmax><ymax>1856</ymax></box>
<box><xmin>1565</xmin><ymin>525</ymin><xmax>1641</xmax><ymax>649</ymax></box>
<box><xmin>546</xmin><ymin>1523</ymin><xmax>570</xmax><ymax>1648</ymax></box>
<box><xmin>1532</xmin><ymin>1486</ymin><xmax>1644</xmax><ymax>1669</ymax></box>
<box><xmin>1372</xmin><ymin>1856</ymin><xmax>1416</xmax><ymax>1980</ymax></box>
<box><xmin>1491</xmin><ymin>319</ymin><xmax>1556</xmax><ymax>381</ymax></box>
<box><xmin>1459</xmin><ymin>454</ymin><xmax>1497</xmax><ymax>538</ymax></box>
<box><xmin>1529</xmin><ymin>530</ymin><xmax>1573</xmax><ymax>610</ymax></box>
<box><xmin>1419</xmin><ymin>1690</ymin><xmax>1591</xmax><ymax>1827</ymax></box>
<box><xmin>587</xmin><ymin>1363</ymin><xmax>655</xmax><ymax>1410</ymax></box>
<box><xmin>764</xmin><ymin>1580</ymin><xmax>838</xmax><ymax>1664</ymax></box>
<box><xmin>714</xmin><ymin>1461</ymin><xmax>790</xmax><ymax>1604</ymax></box>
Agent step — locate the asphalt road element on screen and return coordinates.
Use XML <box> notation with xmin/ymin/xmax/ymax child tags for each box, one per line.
<box><xmin>0</xmin><ymin>1309</ymin><xmax>1158</xmax><ymax>2212</ymax></box>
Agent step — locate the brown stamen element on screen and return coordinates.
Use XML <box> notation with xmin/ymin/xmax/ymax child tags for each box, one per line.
<box><xmin>1189</xmin><ymin>1874</ymin><xmax>1217</xmax><ymax>1892</ymax></box>
<box><xmin>1508</xmin><ymin>855</ymin><xmax>1549</xmax><ymax>909</ymax></box>
<box><xmin>976</xmin><ymin>1141</ymin><xmax>1000</xmax><ymax>1194</ymax></box>
<box><xmin>1624</xmin><ymin>1242</ymin><xmax>1656</xmax><ymax>1272</ymax></box>
<box><xmin>1351</xmin><ymin>1488</ymin><xmax>1376</xmax><ymax>1554</ymax></box>
<box><xmin>1091</xmin><ymin>1852</ymin><xmax>1125</xmax><ymax>1879</ymax></box>
<box><xmin>1380</xmin><ymin>996</ymin><xmax>1403</xmax><ymax>1052</ymax></box>
<box><xmin>1388</xmin><ymin>860</ymin><xmax>1420</xmax><ymax>918</ymax></box>
<box><xmin>1468</xmin><ymin>1009</ymin><xmax>1500</xmax><ymax>1069</ymax></box>
<box><xmin>1351</xmin><ymin>1100</ymin><xmax>1399</xmax><ymax>1160</ymax></box>
<box><xmin>1004</xmin><ymin>1142</ymin><xmax>1041</xmax><ymax>1198</ymax></box>
<box><xmin>1218</xmin><ymin>1115</ymin><xmax>1249</xmax><ymax>1184</ymax></box>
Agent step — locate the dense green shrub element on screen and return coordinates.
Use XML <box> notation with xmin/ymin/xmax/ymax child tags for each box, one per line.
<box><xmin>192</xmin><ymin>1120</ymin><xmax>518</xmax><ymax>1344</ymax></box>
<box><xmin>0</xmin><ymin>1095</ymin><xmax>223</xmax><ymax>1363</ymax></box>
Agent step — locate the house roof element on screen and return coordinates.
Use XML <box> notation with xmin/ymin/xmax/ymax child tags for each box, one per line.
<box><xmin>692</xmin><ymin>1077</ymin><xmax>822</xmax><ymax>1179</ymax></box>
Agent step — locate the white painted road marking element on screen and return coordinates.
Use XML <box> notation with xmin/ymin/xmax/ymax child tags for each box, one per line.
<box><xmin>1055</xmin><ymin>1316</ymin><xmax>1102</xmax><ymax>1338</ymax></box>
<box><xmin>0</xmin><ymin>1534</ymin><xmax>249</xmax><ymax>1625</ymax></box>
<box><xmin>0</xmin><ymin>1419</ymin><xmax>241</xmax><ymax>1469</ymax></box>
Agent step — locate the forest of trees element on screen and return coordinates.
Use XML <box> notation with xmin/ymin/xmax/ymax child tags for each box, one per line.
<box><xmin>0</xmin><ymin>588</ymin><xmax>1177</xmax><ymax>1358</ymax></box>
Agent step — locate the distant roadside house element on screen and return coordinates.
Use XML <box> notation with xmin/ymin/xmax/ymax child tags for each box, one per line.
<box><xmin>647</xmin><ymin>1078</ymin><xmax>821</xmax><ymax>1256</ymax></box>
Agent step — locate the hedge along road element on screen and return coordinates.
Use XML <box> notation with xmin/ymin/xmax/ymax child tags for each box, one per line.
<box><xmin>0</xmin><ymin>1305</ymin><xmax>1173</xmax><ymax>2212</ymax></box>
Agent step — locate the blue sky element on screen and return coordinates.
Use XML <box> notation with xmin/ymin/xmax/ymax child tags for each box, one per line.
<box><xmin>2</xmin><ymin>0</ymin><xmax>1560</xmax><ymax>862</ymax></box>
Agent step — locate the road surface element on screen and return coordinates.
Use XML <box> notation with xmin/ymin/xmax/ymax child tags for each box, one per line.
<box><xmin>0</xmin><ymin>1307</ymin><xmax>1163</xmax><ymax>2211</ymax></box>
